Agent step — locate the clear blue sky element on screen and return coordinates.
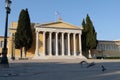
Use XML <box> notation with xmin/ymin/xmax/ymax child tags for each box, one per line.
<box><xmin>0</xmin><ymin>0</ymin><xmax>120</xmax><ymax>40</ymax></box>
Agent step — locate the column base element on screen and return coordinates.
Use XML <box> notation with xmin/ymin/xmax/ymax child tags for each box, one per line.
<box><xmin>35</xmin><ymin>50</ymin><xmax>40</xmax><ymax>57</ymax></box>
<box><xmin>68</xmin><ymin>52</ymin><xmax>71</xmax><ymax>56</ymax></box>
<box><xmin>32</xmin><ymin>52</ymin><xmax>45</xmax><ymax>59</ymax></box>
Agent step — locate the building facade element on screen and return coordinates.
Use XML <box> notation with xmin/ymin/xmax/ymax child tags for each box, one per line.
<box><xmin>0</xmin><ymin>20</ymin><xmax>86</xmax><ymax>59</ymax></box>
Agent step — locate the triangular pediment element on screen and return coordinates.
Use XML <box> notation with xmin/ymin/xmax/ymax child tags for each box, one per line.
<box><xmin>40</xmin><ymin>20</ymin><xmax>82</xmax><ymax>30</ymax></box>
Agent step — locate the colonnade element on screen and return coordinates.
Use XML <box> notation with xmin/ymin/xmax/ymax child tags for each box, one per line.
<box><xmin>35</xmin><ymin>28</ymin><xmax>82</xmax><ymax>57</ymax></box>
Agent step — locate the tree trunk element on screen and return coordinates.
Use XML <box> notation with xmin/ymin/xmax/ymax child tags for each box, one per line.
<box><xmin>20</xmin><ymin>47</ymin><xmax>22</xmax><ymax>58</ymax></box>
<box><xmin>22</xmin><ymin>47</ymin><xmax>26</xmax><ymax>58</ymax></box>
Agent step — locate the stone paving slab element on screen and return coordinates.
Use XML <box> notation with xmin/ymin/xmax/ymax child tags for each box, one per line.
<box><xmin>0</xmin><ymin>59</ymin><xmax>120</xmax><ymax>80</ymax></box>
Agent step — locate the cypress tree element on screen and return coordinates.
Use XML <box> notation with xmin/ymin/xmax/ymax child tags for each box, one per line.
<box><xmin>23</xmin><ymin>9</ymin><xmax>33</xmax><ymax>51</ymax></box>
<box><xmin>15</xmin><ymin>9</ymin><xmax>26</xmax><ymax>49</ymax></box>
<box><xmin>81</xmin><ymin>19</ymin><xmax>87</xmax><ymax>52</ymax></box>
<box><xmin>86</xmin><ymin>14</ymin><xmax>97</xmax><ymax>49</ymax></box>
<box><xmin>81</xmin><ymin>14</ymin><xmax>97</xmax><ymax>58</ymax></box>
<box><xmin>85</xmin><ymin>14</ymin><xmax>97</xmax><ymax>58</ymax></box>
<box><xmin>15</xmin><ymin>9</ymin><xmax>33</xmax><ymax>58</ymax></box>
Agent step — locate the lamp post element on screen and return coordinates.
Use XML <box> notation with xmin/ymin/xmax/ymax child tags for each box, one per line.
<box><xmin>1</xmin><ymin>0</ymin><xmax>12</xmax><ymax>65</ymax></box>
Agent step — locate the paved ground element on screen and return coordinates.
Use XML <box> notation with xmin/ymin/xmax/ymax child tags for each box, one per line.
<box><xmin>0</xmin><ymin>59</ymin><xmax>120</xmax><ymax>80</ymax></box>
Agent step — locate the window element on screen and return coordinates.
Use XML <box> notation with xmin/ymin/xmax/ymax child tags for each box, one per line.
<box><xmin>0</xmin><ymin>41</ymin><xmax>4</xmax><ymax>48</ymax></box>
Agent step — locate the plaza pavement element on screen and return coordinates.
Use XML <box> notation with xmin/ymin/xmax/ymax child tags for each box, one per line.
<box><xmin>0</xmin><ymin>59</ymin><xmax>120</xmax><ymax>80</ymax></box>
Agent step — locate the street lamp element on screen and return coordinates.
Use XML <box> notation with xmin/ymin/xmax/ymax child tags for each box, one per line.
<box><xmin>1</xmin><ymin>0</ymin><xmax>12</xmax><ymax>65</ymax></box>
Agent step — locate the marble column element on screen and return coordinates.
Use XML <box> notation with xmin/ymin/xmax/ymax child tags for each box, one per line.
<box><xmin>49</xmin><ymin>32</ymin><xmax>52</xmax><ymax>56</ymax></box>
<box><xmin>43</xmin><ymin>32</ymin><xmax>46</xmax><ymax>56</ymax></box>
<box><xmin>35</xmin><ymin>31</ymin><xmax>39</xmax><ymax>56</ymax></box>
<box><xmin>56</xmin><ymin>32</ymin><xmax>58</xmax><ymax>56</ymax></box>
<box><xmin>68</xmin><ymin>33</ymin><xmax>70</xmax><ymax>56</ymax></box>
<box><xmin>62</xmin><ymin>33</ymin><xmax>64</xmax><ymax>56</ymax></box>
<box><xmin>79</xmin><ymin>33</ymin><xmax>82</xmax><ymax>56</ymax></box>
<box><xmin>73</xmin><ymin>33</ymin><xmax>76</xmax><ymax>56</ymax></box>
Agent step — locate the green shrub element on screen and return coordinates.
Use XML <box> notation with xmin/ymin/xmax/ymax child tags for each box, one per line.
<box><xmin>104</xmin><ymin>57</ymin><xmax>120</xmax><ymax>59</ymax></box>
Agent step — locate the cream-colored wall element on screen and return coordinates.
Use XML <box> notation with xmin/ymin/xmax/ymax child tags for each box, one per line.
<box><xmin>0</xmin><ymin>37</ymin><xmax>4</xmax><ymax>56</ymax></box>
<box><xmin>7</xmin><ymin>22</ymin><xmax>36</xmax><ymax>59</ymax></box>
<box><xmin>39</xmin><ymin>32</ymin><xmax>43</xmax><ymax>54</ymax></box>
<box><xmin>76</xmin><ymin>34</ymin><xmax>79</xmax><ymax>52</ymax></box>
<box><xmin>0</xmin><ymin>37</ymin><xmax>12</xmax><ymax>57</ymax></box>
<box><xmin>70</xmin><ymin>34</ymin><xmax>73</xmax><ymax>52</ymax></box>
<box><xmin>7</xmin><ymin>36</ymin><xmax>12</xmax><ymax>58</ymax></box>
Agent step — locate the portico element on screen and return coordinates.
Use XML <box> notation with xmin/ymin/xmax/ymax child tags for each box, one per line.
<box><xmin>34</xmin><ymin>21</ymin><xmax>84</xmax><ymax>59</ymax></box>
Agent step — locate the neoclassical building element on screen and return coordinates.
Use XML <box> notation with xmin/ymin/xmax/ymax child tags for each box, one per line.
<box><xmin>1</xmin><ymin>20</ymin><xmax>120</xmax><ymax>59</ymax></box>
<box><xmin>0</xmin><ymin>19</ymin><xmax>86</xmax><ymax>59</ymax></box>
<box><xmin>34</xmin><ymin>20</ymin><xmax>83</xmax><ymax>59</ymax></box>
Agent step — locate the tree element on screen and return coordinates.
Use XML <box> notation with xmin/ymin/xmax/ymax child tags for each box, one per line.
<box><xmin>81</xmin><ymin>14</ymin><xmax>97</xmax><ymax>58</ymax></box>
<box><xmin>81</xmin><ymin>19</ymin><xmax>87</xmax><ymax>52</ymax></box>
<box><xmin>86</xmin><ymin>14</ymin><xmax>97</xmax><ymax>49</ymax></box>
<box><xmin>15</xmin><ymin>9</ymin><xmax>33</xmax><ymax>58</ymax></box>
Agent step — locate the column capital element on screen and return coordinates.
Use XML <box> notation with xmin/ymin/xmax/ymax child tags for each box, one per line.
<box><xmin>49</xmin><ymin>31</ymin><xmax>53</xmax><ymax>33</ymax></box>
<box><xmin>73</xmin><ymin>33</ymin><xmax>76</xmax><ymax>35</ymax></box>
<box><xmin>67</xmin><ymin>33</ymin><xmax>70</xmax><ymax>35</ymax></box>
<box><xmin>36</xmin><ymin>30</ymin><xmax>39</xmax><ymax>33</ymax></box>
<box><xmin>56</xmin><ymin>32</ymin><xmax>59</xmax><ymax>34</ymax></box>
<box><xmin>43</xmin><ymin>31</ymin><xmax>46</xmax><ymax>33</ymax></box>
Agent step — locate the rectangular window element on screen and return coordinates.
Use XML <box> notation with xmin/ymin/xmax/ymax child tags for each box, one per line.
<box><xmin>0</xmin><ymin>41</ymin><xmax>4</xmax><ymax>48</ymax></box>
